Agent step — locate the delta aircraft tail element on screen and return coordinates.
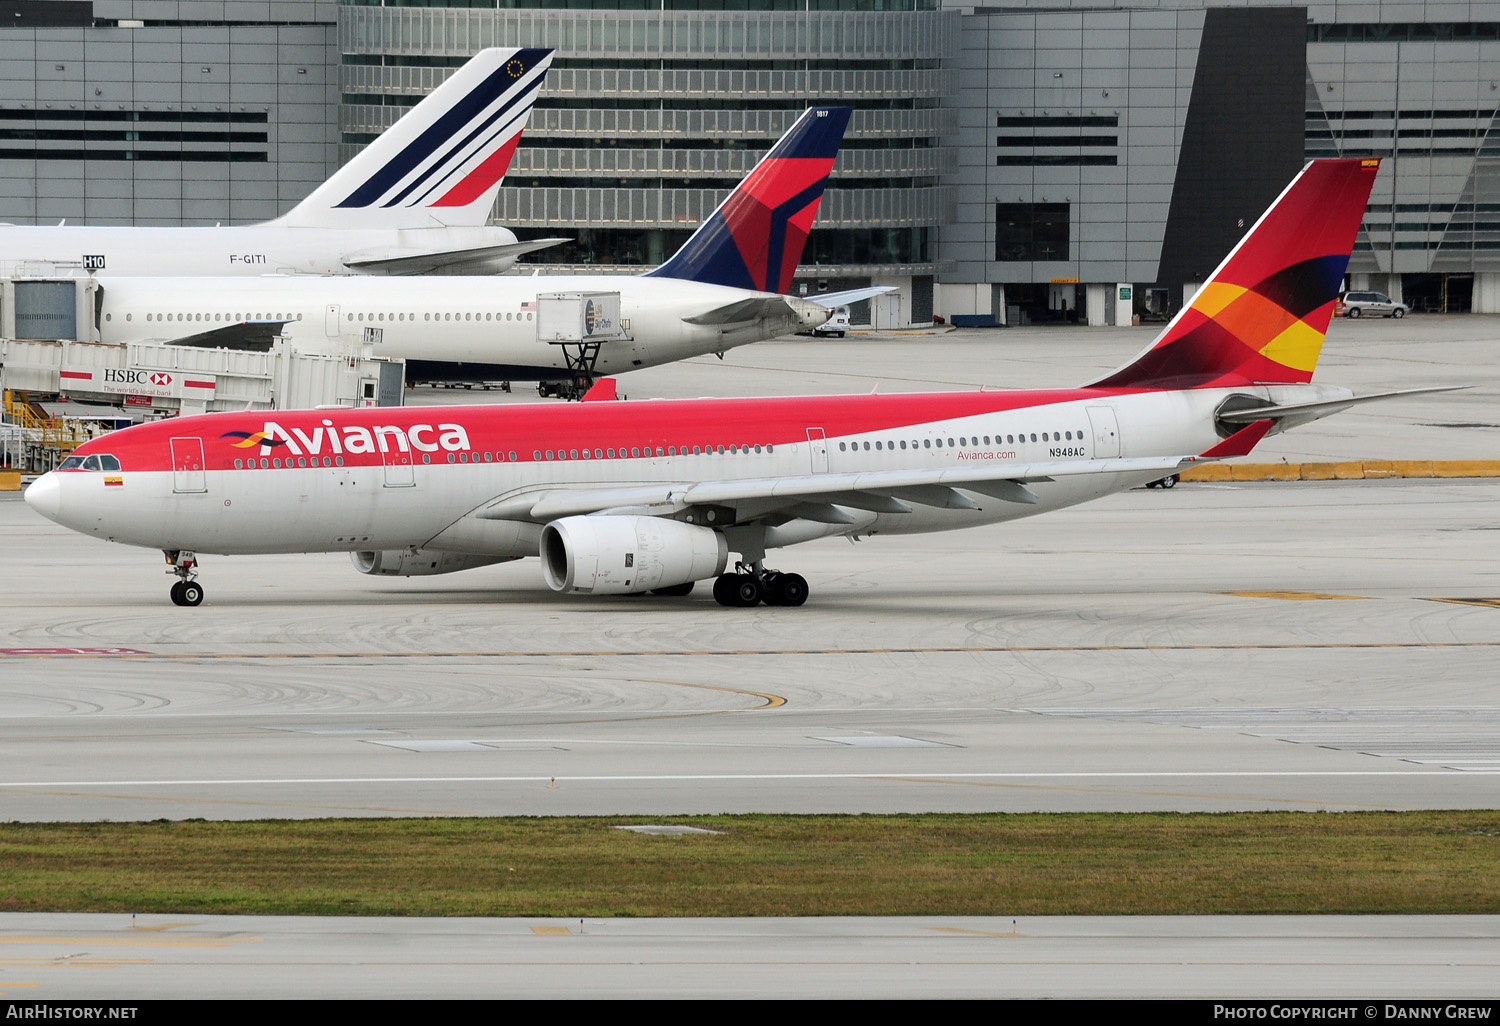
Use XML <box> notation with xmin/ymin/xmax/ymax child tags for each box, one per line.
<box><xmin>648</xmin><ymin>106</ymin><xmax>853</xmax><ymax>292</ymax></box>
<box><xmin>1092</xmin><ymin>158</ymin><xmax>1380</xmax><ymax>390</ymax></box>
<box><xmin>278</xmin><ymin>47</ymin><xmax>553</xmax><ymax>230</ymax></box>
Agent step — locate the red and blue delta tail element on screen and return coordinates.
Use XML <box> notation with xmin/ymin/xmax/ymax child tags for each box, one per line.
<box><xmin>280</xmin><ymin>47</ymin><xmax>553</xmax><ymax>230</ymax></box>
<box><xmin>1092</xmin><ymin>158</ymin><xmax>1380</xmax><ymax>390</ymax></box>
<box><xmin>647</xmin><ymin>106</ymin><xmax>853</xmax><ymax>293</ymax></box>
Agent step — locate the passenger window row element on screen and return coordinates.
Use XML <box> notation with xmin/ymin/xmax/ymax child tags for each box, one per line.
<box><xmin>533</xmin><ymin>443</ymin><xmax>773</xmax><ymax>461</ymax></box>
<box><xmin>349</xmin><ymin>311</ymin><xmax>535</xmax><ymax>323</ymax></box>
<box><xmin>837</xmin><ymin>429</ymin><xmax>1085</xmax><ymax>452</ymax></box>
<box><xmin>105</xmin><ymin>312</ymin><xmax>308</xmax><ymax>323</ymax></box>
<box><xmin>233</xmin><ymin>451</ymin><xmax>522</xmax><ymax>470</ymax></box>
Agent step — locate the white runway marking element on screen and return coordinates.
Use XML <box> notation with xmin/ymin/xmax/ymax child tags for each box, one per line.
<box><xmin>2</xmin><ymin>768</ymin><xmax>1498</xmax><ymax>789</ymax></box>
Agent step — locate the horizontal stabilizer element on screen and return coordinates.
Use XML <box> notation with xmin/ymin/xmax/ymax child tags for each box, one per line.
<box><xmin>1216</xmin><ymin>386</ymin><xmax>1466</xmax><ymax>423</ymax></box>
<box><xmin>683</xmin><ymin>295</ymin><xmax>797</xmax><ymax>326</ymax></box>
<box><xmin>811</xmin><ymin>285</ymin><xmax>897</xmax><ymax>309</ymax></box>
<box><xmin>342</xmin><ymin>237</ymin><xmax>567</xmax><ymax>275</ymax></box>
<box><xmin>164</xmin><ymin>320</ymin><xmax>291</xmax><ymax>351</ymax></box>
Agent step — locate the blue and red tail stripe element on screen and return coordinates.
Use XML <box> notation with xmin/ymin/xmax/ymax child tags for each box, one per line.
<box><xmin>336</xmin><ymin>48</ymin><xmax>550</xmax><ymax>211</ymax></box>
<box><xmin>648</xmin><ymin>106</ymin><xmax>852</xmax><ymax>293</ymax></box>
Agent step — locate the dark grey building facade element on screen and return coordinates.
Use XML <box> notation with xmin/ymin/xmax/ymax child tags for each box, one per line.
<box><xmin>0</xmin><ymin>1</ymin><xmax>339</xmax><ymax>232</ymax></box>
<box><xmin>3</xmin><ymin>2</ymin><xmax>1500</xmax><ymax>323</ymax></box>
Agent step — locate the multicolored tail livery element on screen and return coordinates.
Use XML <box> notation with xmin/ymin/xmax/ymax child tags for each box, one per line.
<box><xmin>649</xmin><ymin>106</ymin><xmax>853</xmax><ymax>293</ymax></box>
<box><xmin>282</xmin><ymin>47</ymin><xmax>553</xmax><ymax>230</ymax></box>
<box><xmin>1094</xmin><ymin>158</ymin><xmax>1380</xmax><ymax>390</ymax></box>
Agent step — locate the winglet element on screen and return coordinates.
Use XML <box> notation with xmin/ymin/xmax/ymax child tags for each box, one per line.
<box><xmin>1198</xmin><ymin>419</ymin><xmax>1274</xmax><ymax>460</ymax></box>
<box><xmin>580</xmin><ymin>378</ymin><xmax>619</xmax><ymax>402</ymax></box>
<box><xmin>647</xmin><ymin>106</ymin><xmax>853</xmax><ymax>292</ymax></box>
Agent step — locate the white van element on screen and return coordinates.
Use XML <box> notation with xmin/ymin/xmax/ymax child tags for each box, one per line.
<box><xmin>811</xmin><ymin>305</ymin><xmax>850</xmax><ymax>338</ymax></box>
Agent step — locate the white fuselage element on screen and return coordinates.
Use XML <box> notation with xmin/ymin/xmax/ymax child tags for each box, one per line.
<box><xmin>28</xmin><ymin>384</ymin><xmax>1342</xmax><ymax>566</ymax></box>
<box><xmin>93</xmin><ymin>273</ymin><xmax>815</xmax><ymax>379</ymax></box>
<box><xmin>0</xmin><ymin>222</ymin><xmax>524</xmax><ymax>277</ymax></box>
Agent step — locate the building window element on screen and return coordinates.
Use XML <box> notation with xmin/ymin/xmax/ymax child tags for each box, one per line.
<box><xmin>995</xmin><ymin>203</ymin><xmax>1069</xmax><ymax>262</ymax></box>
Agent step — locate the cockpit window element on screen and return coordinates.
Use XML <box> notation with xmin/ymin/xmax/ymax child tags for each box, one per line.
<box><xmin>58</xmin><ymin>454</ymin><xmax>120</xmax><ymax>472</ymax></box>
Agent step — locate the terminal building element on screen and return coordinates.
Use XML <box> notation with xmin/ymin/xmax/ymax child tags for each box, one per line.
<box><xmin>1</xmin><ymin>1</ymin><xmax>1498</xmax><ymax>325</ymax></box>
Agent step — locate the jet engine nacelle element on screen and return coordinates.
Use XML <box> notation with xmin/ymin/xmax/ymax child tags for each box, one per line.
<box><xmin>352</xmin><ymin>549</ymin><xmax>515</xmax><ymax>577</ymax></box>
<box><xmin>540</xmin><ymin>515</ymin><xmax>728</xmax><ymax>595</ymax></box>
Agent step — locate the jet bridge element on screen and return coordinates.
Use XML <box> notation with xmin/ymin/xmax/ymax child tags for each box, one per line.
<box><xmin>0</xmin><ymin>275</ymin><xmax>404</xmax><ymax>421</ymax></box>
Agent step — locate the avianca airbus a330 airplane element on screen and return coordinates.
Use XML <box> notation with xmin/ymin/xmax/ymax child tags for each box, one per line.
<box><xmin>0</xmin><ymin>47</ymin><xmax>559</xmax><ymax>276</ymax></box>
<box><xmin>90</xmin><ymin>106</ymin><xmax>871</xmax><ymax>389</ymax></box>
<box><xmin>27</xmin><ymin>158</ymin><xmax>1435</xmax><ymax>609</ymax></box>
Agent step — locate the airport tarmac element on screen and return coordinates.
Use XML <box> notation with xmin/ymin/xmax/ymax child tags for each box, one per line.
<box><xmin>1</xmin><ymin>912</ymin><xmax>1498</xmax><ymax>1000</ymax></box>
<box><xmin>1</xmin><ymin>318</ymin><xmax>1496</xmax><ymax>999</ymax></box>
<box><xmin>2</xmin><ymin>321</ymin><xmax>1498</xmax><ymax>820</ymax></box>
<box><xmin>1</xmin><ymin>489</ymin><xmax>1498</xmax><ymax>817</ymax></box>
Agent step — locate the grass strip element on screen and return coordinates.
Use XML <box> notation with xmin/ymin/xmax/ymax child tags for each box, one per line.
<box><xmin>1</xmin><ymin>811</ymin><xmax>1497</xmax><ymax>917</ymax></box>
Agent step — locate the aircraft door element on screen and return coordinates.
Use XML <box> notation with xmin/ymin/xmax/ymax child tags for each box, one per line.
<box><xmin>325</xmin><ymin>304</ymin><xmax>340</xmax><ymax>338</ymax></box>
<box><xmin>807</xmin><ymin>427</ymin><xmax>828</xmax><ymax>473</ymax></box>
<box><xmin>382</xmin><ymin>444</ymin><xmax>415</xmax><ymax>487</ymax></box>
<box><xmin>1086</xmin><ymin>406</ymin><xmax>1121</xmax><ymax>458</ymax></box>
<box><xmin>170</xmin><ymin>437</ymin><xmax>207</xmax><ymax>493</ymax></box>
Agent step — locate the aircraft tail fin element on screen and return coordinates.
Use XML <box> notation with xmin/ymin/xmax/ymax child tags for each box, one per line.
<box><xmin>279</xmin><ymin>47</ymin><xmax>552</xmax><ymax>230</ymax></box>
<box><xmin>1091</xmin><ymin>158</ymin><xmax>1380</xmax><ymax>390</ymax></box>
<box><xmin>647</xmin><ymin>106</ymin><xmax>853</xmax><ymax>292</ymax></box>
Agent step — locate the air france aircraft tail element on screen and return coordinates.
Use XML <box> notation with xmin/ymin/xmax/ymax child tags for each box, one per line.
<box><xmin>1092</xmin><ymin>158</ymin><xmax>1380</xmax><ymax>390</ymax></box>
<box><xmin>278</xmin><ymin>47</ymin><xmax>553</xmax><ymax>230</ymax></box>
<box><xmin>648</xmin><ymin>106</ymin><xmax>853</xmax><ymax>292</ymax></box>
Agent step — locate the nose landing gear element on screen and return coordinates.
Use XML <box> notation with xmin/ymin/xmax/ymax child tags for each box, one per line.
<box><xmin>712</xmin><ymin>562</ymin><xmax>809</xmax><ymax>608</ymax></box>
<box><xmin>164</xmin><ymin>550</ymin><xmax>204</xmax><ymax>607</ymax></box>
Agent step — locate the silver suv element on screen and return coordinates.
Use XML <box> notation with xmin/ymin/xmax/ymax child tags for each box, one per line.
<box><xmin>1339</xmin><ymin>291</ymin><xmax>1409</xmax><ymax>318</ymax></box>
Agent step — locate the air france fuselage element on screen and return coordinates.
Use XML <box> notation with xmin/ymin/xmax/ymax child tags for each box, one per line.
<box><xmin>0</xmin><ymin>223</ymin><xmax>532</xmax><ymax>277</ymax></box>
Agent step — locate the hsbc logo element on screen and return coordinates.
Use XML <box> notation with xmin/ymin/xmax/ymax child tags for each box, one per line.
<box><xmin>100</xmin><ymin>368</ymin><xmax>175</xmax><ymax>391</ymax></box>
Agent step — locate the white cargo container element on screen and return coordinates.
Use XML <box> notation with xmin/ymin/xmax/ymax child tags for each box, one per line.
<box><xmin>535</xmin><ymin>291</ymin><xmax>626</xmax><ymax>342</ymax></box>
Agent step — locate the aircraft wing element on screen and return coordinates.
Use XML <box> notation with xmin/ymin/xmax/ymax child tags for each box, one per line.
<box><xmin>341</xmin><ymin>237</ymin><xmax>568</xmax><ymax>275</ymax></box>
<box><xmin>808</xmin><ymin>285</ymin><xmax>897</xmax><ymax>309</ymax></box>
<box><xmin>476</xmin><ymin>454</ymin><xmax>1198</xmax><ymax>525</ymax></box>
<box><xmin>163</xmin><ymin>320</ymin><xmax>292</xmax><ymax>351</ymax></box>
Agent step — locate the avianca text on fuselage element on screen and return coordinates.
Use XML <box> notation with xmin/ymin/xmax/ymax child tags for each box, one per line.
<box><xmin>238</xmin><ymin>420</ymin><xmax>473</xmax><ymax>458</ymax></box>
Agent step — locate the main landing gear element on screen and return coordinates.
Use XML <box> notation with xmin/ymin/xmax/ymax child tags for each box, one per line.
<box><xmin>712</xmin><ymin>562</ymin><xmax>809</xmax><ymax>608</ymax></box>
<box><xmin>164</xmin><ymin>550</ymin><xmax>204</xmax><ymax>607</ymax></box>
